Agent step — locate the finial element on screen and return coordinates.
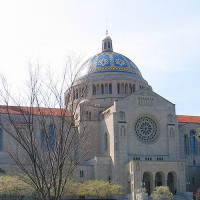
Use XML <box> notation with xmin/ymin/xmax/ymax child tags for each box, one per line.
<box><xmin>106</xmin><ymin>29</ymin><xmax>108</xmax><ymax>36</ymax></box>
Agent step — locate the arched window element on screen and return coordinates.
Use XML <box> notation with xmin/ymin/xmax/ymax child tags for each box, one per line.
<box><xmin>105</xmin><ymin>84</ymin><xmax>108</xmax><ymax>94</ymax></box>
<box><xmin>121</xmin><ymin>83</ymin><xmax>124</xmax><ymax>94</ymax></box>
<box><xmin>121</xmin><ymin>125</ymin><xmax>126</xmax><ymax>136</ymax></box>
<box><xmin>190</xmin><ymin>130</ymin><xmax>196</xmax><ymax>155</ymax></box>
<box><xmin>129</xmin><ymin>84</ymin><xmax>132</xmax><ymax>94</ymax></box>
<box><xmin>101</xmin><ymin>84</ymin><xmax>104</xmax><ymax>94</ymax></box>
<box><xmin>105</xmin><ymin>133</ymin><xmax>108</xmax><ymax>150</ymax></box>
<box><xmin>184</xmin><ymin>135</ymin><xmax>188</xmax><ymax>155</ymax></box>
<box><xmin>49</xmin><ymin>125</ymin><xmax>55</xmax><ymax>148</ymax></box>
<box><xmin>0</xmin><ymin>128</ymin><xmax>2</xmax><ymax>151</ymax></box>
<box><xmin>117</xmin><ymin>83</ymin><xmax>120</xmax><ymax>94</ymax></box>
<box><xmin>41</xmin><ymin>130</ymin><xmax>45</xmax><ymax>149</ymax></box>
<box><xmin>109</xmin><ymin>83</ymin><xmax>112</xmax><ymax>94</ymax></box>
<box><xmin>125</xmin><ymin>84</ymin><xmax>128</xmax><ymax>94</ymax></box>
<box><xmin>108</xmin><ymin>42</ymin><xmax>110</xmax><ymax>48</ymax></box>
<box><xmin>93</xmin><ymin>85</ymin><xmax>96</xmax><ymax>95</ymax></box>
<box><xmin>133</xmin><ymin>84</ymin><xmax>135</xmax><ymax>92</ymax></box>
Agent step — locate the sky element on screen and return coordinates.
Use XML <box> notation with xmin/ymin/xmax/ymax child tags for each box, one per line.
<box><xmin>0</xmin><ymin>0</ymin><xmax>199</xmax><ymax>115</ymax></box>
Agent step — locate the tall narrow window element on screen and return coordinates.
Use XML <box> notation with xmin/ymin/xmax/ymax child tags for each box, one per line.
<box><xmin>101</xmin><ymin>84</ymin><xmax>104</xmax><ymax>94</ymax></box>
<box><xmin>41</xmin><ymin>130</ymin><xmax>45</xmax><ymax>148</ymax></box>
<box><xmin>108</xmin><ymin>42</ymin><xmax>110</xmax><ymax>48</ymax></box>
<box><xmin>117</xmin><ymin>83</ymin><xmax>120</xmax><ymax>94</ymax></box>
<box><xmin>0</xmin><ymin>128</ymin><xmax>2</xmax><ymax>151</ymax></box>
<box><xmin>105</xmin><ymin>133</ymin><xmax>108</xmax><ymax>150</ymax></box>
<box><xmin>93</xmin><ymin>85</ymin><xmax>96</xmax><ymax>95</ymax></box>
<box><xmin>49</xmin><ymin>125</ymin><xmax>55</xmax><ymax>148</ymax></box>
<box><xmin>125</xmin><ymin>84</ymin><xmax>128</xmax><ymax>94</ymax></box>
<box><xmin>190</xmin><ymin>131</ymin><xmax>196</xmax><ymax>155</ymax></box>
<box><xmin>104</xmin><ymin>42</ymin><xmax>107</xmax><ymax>49</ymax></box>
<box><xmin>109</xmin><ymin>83</ymin><xmax>112</xmax><ymax>94</ymax></box>
<box><xmin>133</xmin><ymin>84</ymin><xmax>135</xmax><ymax>92</ymax></box>
<box><xmin>121</xmin><ymin>125</ymin><xmax>126</xmax><ymax>136</ymax></box>
<box><xmin>184</xmin><ymin>135</ymin><xmax>188</xmax><ymax>155</ymax></box>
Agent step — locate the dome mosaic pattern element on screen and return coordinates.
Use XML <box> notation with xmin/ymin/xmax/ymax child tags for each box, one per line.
<box><xmin>81</xmin><ymin>52</ymin><xmax>142</xmax><ymax>77</ymax></box>
<box><xmin>135</xmin><ymin>117</ymin><xmax>158</xmax><ymax>142</ymax></box>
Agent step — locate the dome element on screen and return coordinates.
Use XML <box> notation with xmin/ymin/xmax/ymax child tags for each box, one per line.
<box><xmin>79</xmin><ymin>51</ymin><xmax>142</xmax><ymax>77</ymax></box>
<box><xmin>76</xmin><ymin>32</ymin><xmax>143</xmax><ymax>80</ymax></box>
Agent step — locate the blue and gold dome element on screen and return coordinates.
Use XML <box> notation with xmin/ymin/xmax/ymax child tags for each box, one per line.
<box><xmin>82</xmin><ymin>51</ymin><xmax>142</xmax><ymax>77</ymax></box>
<box><xmin>77</xmin><ymin>32</ymin><xmax>143</xmax><ymax>78</ymax></box>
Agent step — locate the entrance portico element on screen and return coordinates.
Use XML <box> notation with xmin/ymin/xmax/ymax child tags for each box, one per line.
<box><xmin>127</xmin><ymin>161</ymin><xmax>186</xmax><ymax>196</ymax></box>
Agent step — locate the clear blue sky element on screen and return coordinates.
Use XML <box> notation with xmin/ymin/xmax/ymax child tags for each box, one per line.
<box><xmin>0</xmin><ymin>0</ymin><xmax>199</xmax><ymax>115</ymax></box>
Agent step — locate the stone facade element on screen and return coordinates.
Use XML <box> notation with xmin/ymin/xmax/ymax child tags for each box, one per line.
<box><xmin>0</xmin><ymin>34</ymin><xmax>200</xmax><ymax>199</ymax></box>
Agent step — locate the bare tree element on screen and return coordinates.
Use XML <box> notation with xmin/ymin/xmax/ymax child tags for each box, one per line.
<box><xmin>0</xmin><ymin>57</ymin><xmax>95</xmax><ymax>200</ymax></box>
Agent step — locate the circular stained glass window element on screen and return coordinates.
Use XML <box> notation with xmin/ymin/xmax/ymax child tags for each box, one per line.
<box><xmin>135</xmin><ymin>117</ymin><xmax>158</xmax><ymax>142</ymax></box>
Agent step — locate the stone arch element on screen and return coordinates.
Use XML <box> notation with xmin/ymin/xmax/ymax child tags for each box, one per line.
<box><xmin>167</xmin><ymin>171</ymin><xmax>177</xmax><ymax>194</ymax></box>
<box><xmin>155</xmin><ymin>171</ymin><xmax>165</xmax><ymax>187</ymax></box>
<box><xmin>143</xmin><ymin>171</ymin><xmax>153</xmax><ymax>195</ymax></box>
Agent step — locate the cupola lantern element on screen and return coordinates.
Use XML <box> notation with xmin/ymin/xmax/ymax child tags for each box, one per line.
<box><xmin>102</xmin><ymin>30</ymin><xmax>113</xmax><ymax>52</ymax></box>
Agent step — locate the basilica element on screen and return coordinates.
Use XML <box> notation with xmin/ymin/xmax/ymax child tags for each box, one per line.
<box><xmin>0</xmin><ymin>33</ymin><xmax>200</xmax><ymax>199</ymax></box>
<box><xmin>65</xmin><ymin>33</ymin><xmax>200</xmax><ymax>198</ymax></box>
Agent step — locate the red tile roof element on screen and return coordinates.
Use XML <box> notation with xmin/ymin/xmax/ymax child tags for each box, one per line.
<box><xmin>0</xmin><ymin>105</ymin><xmax>72</xmax><ymax>117</ymax></box>
<box><xmin>177</xmin><ymin>115</ymin><xmax>200</xmax><ymax>124</ymax></box>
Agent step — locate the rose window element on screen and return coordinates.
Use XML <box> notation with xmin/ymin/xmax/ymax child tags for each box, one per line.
<box><xmin>135</xmin><ymin>117</ymin><xmax>158</xmax><ymax>142</ymax></box>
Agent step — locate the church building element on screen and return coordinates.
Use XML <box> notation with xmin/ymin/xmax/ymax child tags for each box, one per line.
<box><xmin>65</xmin><ymin>33</ymin><xmax>200</xmax><ymax>197</ymax></box>
<box><xmin>0</xmin><ymin>33</ymin><xmax>200</xmax><ymax>199</ymax></box>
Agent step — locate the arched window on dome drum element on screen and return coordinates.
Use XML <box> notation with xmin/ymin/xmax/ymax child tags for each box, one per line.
<box><xmin>133</xmin><ymin>84</ymin><xmax>135</xmax><ymax>92</ymax></box>
<box><xmin>93</xmin><ymin>85</ymin><xmax>96</xmax><ymax>95</ymax></box>
<box><xmin>125</xmin><ymin>84</ymin><xmax>128</xmax><ymax>94</ymax></box>
<box><xmin>97</xmin><ymin>84</ymin><xmax>100</xmax><ymax>95</ymax></box>
<box><xmin>129</xmin><ymin>84</ymin><xmax>133</xmax><ymax>94</ymax></box>
<box><xmin>117</xmin><ymin>83</ymin><xmax>120</xmax><ymax>94</ymax></box>
<box><xmin>0</xmin><ymin>128</ymin><xmax>2</xmax><ymax>151</ymax></box>
<box><xmin>121</xmin><ymin>83</ymin><xmax>124</xmax><ymax>94</ymax></box>
<box><xmin>109</xmin><ymin>83</ymin><xmax>112</xmax><ymax>94</ymax></box>
<box><xmin>41</xmin><ymin>130</ymin><xmax>45</xmax><ymax>149</ymax></box>
<box><xmin>108</xmin><ymin>42</ymin><xmax>110</xmax><ymax>48</ymax></box>
<box><xmin>184</xmin><ymin>135</ymin><xmax>188</xmax><ymax>155</ymax></box>
<box><xmin>101</xmin><ymin>84</ymin><xmax>104</xmax><ymax>94</ymax></box>
<box><xmin>105</xmin><ymin>84</ymin><xmax>108</xmax><ymax>94</ymax></box>
<box><xmin>49</xmin><ymin>125</ymin><xmax>55</xmax><ymax>148</ymax></box>
<box><xmin>190</xmin><ymin>131</ymin><xmax>196</xmax><ymax>155</ymax></box>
